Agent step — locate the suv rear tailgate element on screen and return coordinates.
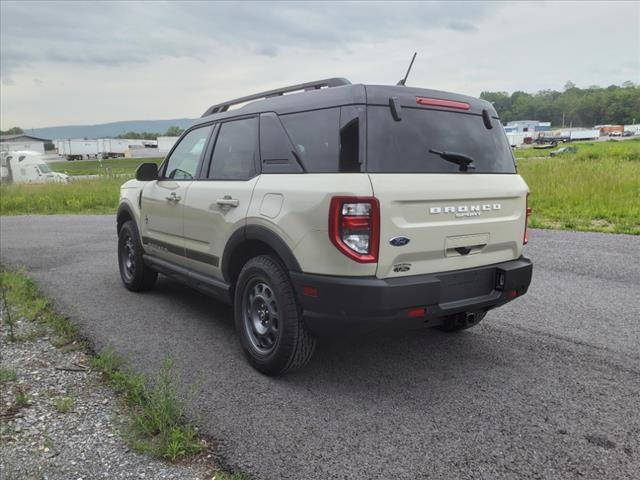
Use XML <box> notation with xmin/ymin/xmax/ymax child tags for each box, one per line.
<box><xmin>369</xmin><ymin>173</ymin><xmax>528</xmax><ymax>278</ymax></box>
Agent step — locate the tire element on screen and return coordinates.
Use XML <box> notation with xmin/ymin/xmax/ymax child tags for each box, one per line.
<box><xmin>118</xmin><ymin>220</ymin><xmax>158</xmax><ymax>292</ymax></box>
<box><xmin>234</xmin><ymin>255</ymin><xmax>316</xmax><ymax>376</ymax></box>
<box><xmin>437</xmin><ymin>311</ymin><xmax>486</xmax><ymax>332</ymax></box>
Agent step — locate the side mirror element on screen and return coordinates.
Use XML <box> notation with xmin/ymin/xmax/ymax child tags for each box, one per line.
<box><xmin>136</xmin><ymin>163</ymin><xmax>158</xmax><ymax>181</ymax></box>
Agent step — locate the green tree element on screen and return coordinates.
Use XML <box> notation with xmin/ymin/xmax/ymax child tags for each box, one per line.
<box><xmin>1</xmin><ymin>126</ymin><xmax>24</xmax><ymax>135</ymax></box>
<box><xmin>164</xmin><ymin>126</ymin><xmax>184</xmax><ymax>137</ymax></box>
<box><xmin>480</xmin><ymin>82</ymin><xmax>640</xmax><ymax>126</ymax></box>
<box><xmin>116</xmin><ymin>131</ymin><xmax>159</xmax><ymax>140</ymax></box>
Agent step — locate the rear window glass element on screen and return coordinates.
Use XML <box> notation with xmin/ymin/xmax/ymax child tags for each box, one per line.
<box><xmin>366</xmin><ymin>106</ymin><xmax>516</xmax><ymax>174</ymax></box>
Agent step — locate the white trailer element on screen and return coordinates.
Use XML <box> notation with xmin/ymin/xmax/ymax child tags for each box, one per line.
<box><xmin>623</xmin><ymin>124</ymin><xmax>640</xmax><ymax>135</ymax></box>
<box><xmin>506</xmin><ymin>132</ymin><xmax>533</xmax><ymax>147</ymax></box>
<box><xmin>559</xmin><ymin>129</ymin><xmax>599</xmax><ymax>141</ymax></box>
<box><xmin>56</xmin><ymin>139</ymin><xmax>100</xmax><ymax>160</ymax></box>
<box><xmin>157</xmin><ymin>136</ymin><xmax>179</xmax><ymax>154</ymax></box>
<box><xmin>97</xmin><ymin>139</ymin><xmax>154</xmax><ymax>158</ymax></box>
<box><xmin>98</xmin><ymin>138</ymin><xmax>131</xmax><ymax>158</ymax></box>
<box><xmin>566</xmin><ymin>130</ymin><xmax>599</xmax><ymax>141</ymax></box>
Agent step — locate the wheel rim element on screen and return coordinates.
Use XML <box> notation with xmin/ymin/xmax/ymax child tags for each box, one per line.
<box><xmin>121</xmin><ymin>235</ymin><xmax>136</xmax><ymax>281</ymax></box>
<box><xmin>242</xmin><ymin>280</ymin><xmax>280</xmax><ymax>354</ymax></box>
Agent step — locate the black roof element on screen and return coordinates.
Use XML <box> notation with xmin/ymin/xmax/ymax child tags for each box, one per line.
<box><xmin>194</xmin><ymin>78</ymin><xmax>496</xmax><ymax>128</ymax></box>
<box><xmin>0</xmin><ymin>134</ymin><xmax>51</xmax><ymax>142</ymax></box>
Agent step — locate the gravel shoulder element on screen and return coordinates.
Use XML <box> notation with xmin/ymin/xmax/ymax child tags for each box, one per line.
<box><xmin>0</xmin><ymin>301</ymin><xmax>213</xmax><ymax>480</ymax></box>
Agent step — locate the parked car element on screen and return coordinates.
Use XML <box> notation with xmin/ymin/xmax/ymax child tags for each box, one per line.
<box><xmin>116</xmin><ymin>78</ymin><xmax>533</xmax><ymax>375</ymax></box>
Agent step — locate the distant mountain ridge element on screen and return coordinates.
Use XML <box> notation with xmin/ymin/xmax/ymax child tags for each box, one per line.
<box><xmin>26</xmin><ymin>118</ymin><xmax>196</xmax><ymax>140</ymax></box>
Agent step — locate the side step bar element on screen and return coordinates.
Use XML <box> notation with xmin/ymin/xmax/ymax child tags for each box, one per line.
<box><xmin>143</xmin><ymin>254</ymin><xmax>232</xmax><ymax>304</ymax></box>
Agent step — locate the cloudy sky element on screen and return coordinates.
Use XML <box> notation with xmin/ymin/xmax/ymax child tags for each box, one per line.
<box><xmin>1</xmin><ymin>1</ymin><xmax>638</xmax><ymax>129</ymax></box>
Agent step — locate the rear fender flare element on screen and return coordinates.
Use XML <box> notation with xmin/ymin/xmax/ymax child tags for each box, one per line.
<box><xmin>221</xmin><ymin>225</ymin><xmax>301</xmax><ymax>283</ymax></box>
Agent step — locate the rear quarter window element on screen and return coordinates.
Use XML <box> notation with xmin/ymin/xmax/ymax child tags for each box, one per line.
<box><xmin>366</xmin><ymin>106</ymin><xmax>516</xmax><ymax>174</ymax></box>
<box><xmin>279</xmin><ymin>107</ymin><xmax>362</xmax><ymax>173</ymax></box>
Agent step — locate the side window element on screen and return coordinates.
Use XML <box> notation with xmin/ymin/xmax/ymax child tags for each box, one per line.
<box><xmin>339</xmin><ymin>106</ymin><xmax>362</xmax><ymax>173</ymax></box>
<box><xmin>208</xmin><ymin>117</ymin><xmax>258</xmax><ymax>180</ymax></box>
<box><xmin>280</xmin><ymin>108</ymin><xmax>339</xmax><ymax>173</ymax></box>
<box><xmin>163</xmin><ymin>125</ymin><xmax>212</xmax><ymax>180</ymax></box>
<box><xmin>260</xmin><ymin>113</ymin><xmax>302</xmax><ymax>174</ymax></box>
<box><xmin>279</xmin><ymin>107</ymin><xmax>362</xmax><ymax>173</ymax></box>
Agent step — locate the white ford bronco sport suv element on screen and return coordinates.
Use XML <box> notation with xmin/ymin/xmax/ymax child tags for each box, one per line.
<box><xmin>117</xmin><ymin>78</ymin><xmax>533</xmax><ymax>376</ymax></box>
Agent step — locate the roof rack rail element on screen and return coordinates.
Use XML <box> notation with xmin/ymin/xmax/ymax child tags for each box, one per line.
<box><xmin>201</xmin><ymin>77</ymin><xmax>351</xmax><ymax>117</ymax></box>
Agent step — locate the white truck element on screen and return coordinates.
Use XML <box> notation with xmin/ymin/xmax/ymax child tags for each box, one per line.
<box><xmin>1</xmin><ymin>151</ymin><xmax>69</xmax><ymax>184</ymax></box>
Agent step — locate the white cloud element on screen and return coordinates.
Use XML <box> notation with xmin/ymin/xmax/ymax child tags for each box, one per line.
<box><xmin>1</xmin><ymin>1</ymin><xmax>638</xmax><ymax>128</ymax></box>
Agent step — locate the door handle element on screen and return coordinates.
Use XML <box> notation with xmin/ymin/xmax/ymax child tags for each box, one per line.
<box><xmin>216</xmin><ymin>195</ymin><xmax>239</xmax><ymax>208</ymax></box>
<box><xmin>166</xmin><ymin>192</ymin><xmax>181</xmax><ymax>203</ymax></box>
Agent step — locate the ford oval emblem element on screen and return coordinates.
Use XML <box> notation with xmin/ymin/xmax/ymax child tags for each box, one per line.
<box><xmin>389</xmin><ymin>236</ymin><xmax>410</xmax><ymax>247</ymax></box>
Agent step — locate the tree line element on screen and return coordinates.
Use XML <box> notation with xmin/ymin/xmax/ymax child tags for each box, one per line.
<box><xmin>115</xmin><ymin>126</ymin><xmax>184</xmax><ymax>139</ymax></box>
<box><xmin>480</xmin><ymin>81</ymin><xmax>639</xmax><ymax>127</ymax></box>
<box><xmin>0</xmin><ymin>127</ymin><xmax>24</xmax><ymax>135</ymax></box>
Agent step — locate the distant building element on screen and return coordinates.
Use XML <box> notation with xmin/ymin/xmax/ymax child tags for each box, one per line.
<box><xmin>504</xmin><ymin>120</ymin><xmax>551</xmax><ymax>134</ymax></box>
<box><xmin>594</xmin><ymin>125</ymin><xmax>624</xmax><ymax>135</ymax></box>
<box><xmin>0</xmin><ymin>134</ymin><xmax>51</xmax><ymax>154</ymax></box>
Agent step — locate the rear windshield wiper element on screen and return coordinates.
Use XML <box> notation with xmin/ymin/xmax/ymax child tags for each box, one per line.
<box><xmin>428</xmin><ymin>149</ymin><xmax>476</xmax><ymax>172</ymax></box>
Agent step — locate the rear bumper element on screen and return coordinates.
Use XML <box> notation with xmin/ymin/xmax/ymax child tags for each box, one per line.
<box><xmin>290</xmin><ymin>257</ymin><xmax>532</xmax><ymax>334</ymax></box>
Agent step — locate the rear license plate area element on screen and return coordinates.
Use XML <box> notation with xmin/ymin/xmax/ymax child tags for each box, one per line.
<box><xmin>438</xmin><ymin>268</ymin><xmax>496</xmax><ymax>303</ymax></box>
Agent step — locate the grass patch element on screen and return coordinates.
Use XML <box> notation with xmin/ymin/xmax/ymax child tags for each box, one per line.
<box><xmin>0</xmin><ymin>367</ymin><xmax>18</xmax><ymax>384</ymax></box>
<box><xmin>49</xmin><ymin>157</ymin><xmax>163</xmax><ymax>177</ymax></box>
<box><xmin>0</xmin><ymin>177</ymin><xmax>125</xmax><ymax>215</ymax></box>
<box><xmin>91</xmin><ymin>349</ymin><xmax>205</xmax><ymax>461</ymax></box>
<box><xmin>15</xmin><ymin>386</ymin><xmax>31</xmax><ymax>408</ymax></box>
<box><xmin>54</xmin><ymin>396</ymin><xmax>75</xmax><ymax>413</ymax></box>
<box><xmin>0</xmin><ymin>269</ymin><xmax>76</xmax><ymax>342</ymax></box>
<box><xmin>517</xmin><ymin>139</ymin><xmax>640</xmax><ymax>234</ymax></box>
<box><xmin>0</xmin><ymin>158</ymin><xmax>163</xmax><ymax>215</ymax></box>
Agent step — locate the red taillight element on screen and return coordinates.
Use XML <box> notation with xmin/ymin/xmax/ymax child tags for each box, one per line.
<box><xmin>416</xmin><ymin>96</ymin><xmax>470</xmax><ymax>110</ymax></box>
<box><xmin>329</xmin><ymin>196</ymin><xmax>380</xmax><ymax>263</ymax></box>
<box><xmin>524</xmin><ymin>193</ymin><xmax>532</xmax><ymax>245</ymax></box>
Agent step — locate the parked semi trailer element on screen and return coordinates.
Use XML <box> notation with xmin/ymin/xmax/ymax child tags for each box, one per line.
<box><xmin>57</xmin><ymin>139</ymin><xmax>100</xmax><ymax>160</ymax></box>
<box><xmin>98</xmin><ymin>139</ymin><xmax>130</xmax><ymax>159</ymax></box>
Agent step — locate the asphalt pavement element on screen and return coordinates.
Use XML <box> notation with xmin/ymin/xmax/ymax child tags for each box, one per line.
<box><xmin>1</xmin><ymin>215</ymin><xmax>639</xmax><ymax>479</ymax></box>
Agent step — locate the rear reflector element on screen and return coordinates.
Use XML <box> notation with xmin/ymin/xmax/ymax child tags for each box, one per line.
<box><xmin>416</xmin><ymin>97</ymin><xmax>470</xmax><ymax>110</ymax></box>
<box><xmin>524</xmin><ymin>193</ymin><xmax>532</xmax><ymax>245</ymax></box>
<box><xmin>408</xmin><ymin>307</ymin><xmax>427</xmax><ymax>318</ymax></box>
<box><xmin>303</xmin><ymin>286</ymin><xmax>318</xmax><ymax>298</ymax></box>
<box><xmin>505</xmin><ymin>289</ymin><xmax>518</xmax><ymax>299</ymax></box>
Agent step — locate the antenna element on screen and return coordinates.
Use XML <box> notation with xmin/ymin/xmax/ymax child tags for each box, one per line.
<box><xmin>397</xmin><ymin>52</ymin><xmax>417</xmax><ymax>86</ymax></box>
